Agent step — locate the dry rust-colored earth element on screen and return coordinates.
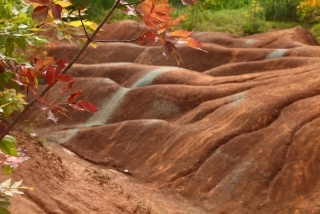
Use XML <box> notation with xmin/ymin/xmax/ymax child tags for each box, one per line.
<box><xmin>7</xmin><ymin>20</ymin><xmax>320</xmax><ymax>213</ymax></box>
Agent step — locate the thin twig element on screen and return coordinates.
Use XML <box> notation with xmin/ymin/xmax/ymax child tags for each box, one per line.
<box><xmin>78</xmin><ymin>9</ymin><xmax>89</xmax><ymax>40</ymax></box>
<box><xmin>0</xmin><ymin>0</ymin><xmax>122</xmax><ymax>141</ymax></box>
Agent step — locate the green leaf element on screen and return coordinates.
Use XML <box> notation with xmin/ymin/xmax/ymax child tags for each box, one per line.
<box><xmin>0</xmin><ymin>37</ymin><xmax>4</xmax><ymax>47</ymax></box>
<box><xmin>2</xmin><ymin>166</ymin><xmax>12</xmax><ymax>175</ymax></box>
<box><xmin>5</xmin><ymin>38</ymin><xmax>14</xmax><ymax>57</ymax></box>
<box><xmin>0</xmin><ymin>135</ymin><xmax>17</xmax><ymax>156</ymax></box>
<box><xmin>0</xmin><ymin>197</ymin><xmax>10</xmax><ymax>209</ymax></box>
<box><xmin>15</xmin><ymin>37</ymin><xmax>26</xmax><ymax>50</ymax></box>
<box><xmin>0</xmin><ymin>206</ymin><xmax>10</xmax><ymax>214</ymax></box>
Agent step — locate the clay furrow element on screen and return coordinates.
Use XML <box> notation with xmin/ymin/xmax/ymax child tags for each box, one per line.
<box><xmin>266</xmin><ymin>114</ymin><xmax>320</xmax><ymax>193</ymax></box>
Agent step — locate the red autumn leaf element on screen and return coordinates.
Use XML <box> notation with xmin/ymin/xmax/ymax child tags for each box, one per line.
<box><xmin>47</xmin><ymin>110</ymin><xmax>59</xmax><ymax>124</ymax></box>
<box><xmin>35</xmin><ymin>95</ymin><xmax>47</xmax><ymax>106</ymax></box>
<box><xmin>45</xmin><ymin>66</ymin><xmax>56</xmax><ymax>85</ymax></box>
<box><xmin>26</xmin><ymin>70</ymin><xmax>35</xmax><ymax>88</ymax></box>
<box><xmin>30</xmin><ymin>0</ymin><xmax>50</xmax><ymax>4</ymax></box>
<box><xmin>69</xmin><ymin>100</ymin><xmax>98</xmax><ymax>112</ymax></box>
<box><xmin>57</xmin><ymin>74</ymin><xmax>74</xmax><ymax>93</ymax></box>
<box><xmin>141</xmin><ymin>31</ymin><xmax>158</xmax><ymax>43</ymax></box>
<box><xmin>56</xmin><ymin>74</ymin><xmax>73</xmax><ymax>83</ymax></box>
<box><xmin>32</xmin><ymin>5</ymin><xmax>49</xmax><ymax>19</ymax></box>
<box><xmin>51</xmin><ymin>4</ymin><xmax>63</xmax><ymax>20</ymax></box>
<box><xmin>60</xmin><ymin>82</ymin><xmax>74</xmax><ymax>93</ymax></box>
<box><xmin>67</xmin><ymin>91</ymin><xmax>82</xmax><ymax>104</ymax></box>
<box><xmin>55</xmin><ymin>59</ymin><xmax>66</xmax><ymax>76</ymax></box>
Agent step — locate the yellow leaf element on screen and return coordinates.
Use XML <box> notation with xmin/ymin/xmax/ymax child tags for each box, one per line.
<box><xmin>89</xmin><ymin>42</ymin><xmax>97</xmax><ymax>49</ymax></box>
<box><xmin>55</xmin><ymin>0</ymin><xmax>72</xmax><ymax>8</ymax></box>
<box><xmin>89</xmin><ymin>22</ymin><xmax>98</xmax><ymax>30</ymax></box>
<box><xmin>66</xmin><ymin>20</ymin><xmax>93</xmax><ymax>27</ymax></box>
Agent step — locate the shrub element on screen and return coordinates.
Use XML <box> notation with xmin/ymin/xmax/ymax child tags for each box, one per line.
<box><xmin>297</xmin><ymin>0</ymin><xmax>320</xmax><ymax>24</ymax></box>
<box><xmin>242</xmin><ymin>0</ymin><xmax>267</xmax><ymax>35</ymax></box>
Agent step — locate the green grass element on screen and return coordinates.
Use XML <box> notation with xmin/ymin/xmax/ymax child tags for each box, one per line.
<box><xmin>171</xmin><ymin>6</ymin><xmax>309</xmax><ymax>37</ymax></box>
<box><xmin>107</xmin><ymin>4</ymin><xmax>312</xmax><ymax>39</ymax></box>
<box><xmin>171</xmin><ymin>7</ymin><xmax>248</xmax><ymax>36</ymax></box>
<box><xmin>265</xmin><ymin>21</ymin><xmax>306</xmax><ymax>30</ymax></box>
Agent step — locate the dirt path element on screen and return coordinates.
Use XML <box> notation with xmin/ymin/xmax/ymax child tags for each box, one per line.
<box><xmin>3</xmin><ymin>131</ymin><xmax>208</xmax><ymax>214</ymax></box>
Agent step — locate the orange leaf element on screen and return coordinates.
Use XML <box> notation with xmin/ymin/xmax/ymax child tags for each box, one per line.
<box><xmin>168</xmin><ymin>30</ymin><xmax>192</xmax><ymax>37</ymax></box>
<box><xmin>137</xmin><ymin>0</ymin><xmax>173</xmax><ymax>29</ymax></box>
<box><xmin>179</xmin><ymin>37</ymin><xmax>208</xmax><ymax>52</ymax></box>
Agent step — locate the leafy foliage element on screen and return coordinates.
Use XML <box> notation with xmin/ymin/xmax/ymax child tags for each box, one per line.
<box><xmin>0</xmin><ymin>178</ymin><xmax>33</xmax><ymax>214</ymax></box>
<box><xmin>242</xmin><ymin>0</ymin><xmax>267</xmax><ymax>35</ymax></box>
<box><xmin>297</xmin><ymin>0</ymin><xmax>320</xmax><ymax>23</ymax></box>
<box><xmin>0</xmin><ymin>135</ymin><xmax>30</xmax><ymax>213</ymax></box>
<box><xmin>0</xmin><ymin>89</ymin><xmax>26</xmax><ymax>120</ymax></box>
<box><xmin>297</xmin><ymin>0</ymin><xmax>320</xmax><ymax>41</ymax></box>
<box><xmin>121</xmin><ymin>0</ymin><xmax>205</xmax><ymax>66</ymax></box>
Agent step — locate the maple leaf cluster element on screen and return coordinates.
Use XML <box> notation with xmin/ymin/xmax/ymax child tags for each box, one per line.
<box><xmin>0</xmin><ymin>0</ymin><xmax>99</xmax><ymax>124</ymax></box>
<box><xmin>121</xmin><ymin>0</ymin><xmax>206</xmax><ymax>66</ymax></box>
<box><xmin>1</xmin><ymin>56</ymin><xmax>98</xmax><ymax>124</ymax></box>
<box><xmin>1</xmin><ymin>0</ymin><xmax>204</xmax><ymax>124</ymax></box>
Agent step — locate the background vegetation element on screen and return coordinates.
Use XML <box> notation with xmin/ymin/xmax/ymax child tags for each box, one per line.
<box><xmin>81</xmin><ymin>0</ymin><xmax>320</xmax><ymax>40</ymax></box>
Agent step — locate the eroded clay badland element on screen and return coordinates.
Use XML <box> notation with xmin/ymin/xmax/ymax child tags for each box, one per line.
<box><xmin>6</xmin><ymin>20</ymin><xmax>320</xmax><ymax>213</ymax></box>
